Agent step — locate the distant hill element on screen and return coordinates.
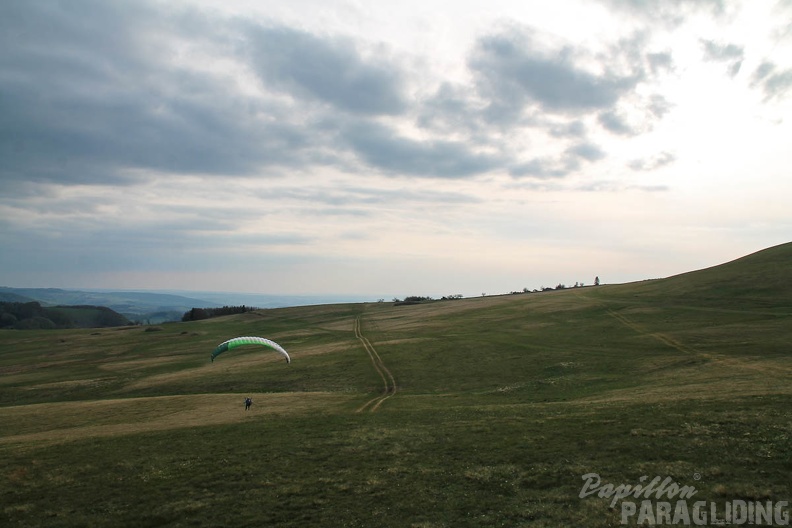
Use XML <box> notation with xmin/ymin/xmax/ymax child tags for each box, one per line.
<box><xmin>0</xmin><ymin>287</ymin><xmax>221</xmax><ymax>324</ymax></box>
<box><xmin>0</xmin><ymin>287</ymin><xmax>382</xmax><ymax>324</ymax></box>
<box><xmin>0</xmin><ymin>287</ymin><xmax>217</xmax><ymax>310</ymax></box>
<box><xmin>0</xmin><ymin>301</ymin><xmax>131</xmax><ymax>329</ymax></box>
<box><xmin>0</xmin><ymin>291</ymin><xmax>33</xmax><ymax>303</ymax></box>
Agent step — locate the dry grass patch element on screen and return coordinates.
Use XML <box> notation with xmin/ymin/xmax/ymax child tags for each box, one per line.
<box><xmin>98</xmin><ymin>356</ymin><xmax>185</xmax><ymax>372</ymax></box>
<box><xmin>121</xmin><ymin>351</ymin><xmax>290</xmax><ymax>390</ymax></box>
<box><xmin>121</xmin><ymin>362</ymin><xmax>220</xmax><ymax>390</ymax></box>
<box><xmin>0</xmin><ymin>392</ymin><xmax>354</xmax><ymax>449</ymax></box>
<box><xmin>289</xmin><ymin>341</ymin><xmax>355</xmax><ymax>358</ymax></box>
<box><xmin>578</xmin><ymin>363</ymin><xmax>792</xmax><ymax>405</ymax></box>
<box><xmin>24</xmin><ymin>378</ymin><xmax>113</xmax><ymax>390</ymax></box>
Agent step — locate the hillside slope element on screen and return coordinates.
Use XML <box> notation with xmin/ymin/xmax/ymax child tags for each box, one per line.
<box><xmin>600</xmin><ymin>241</ymin><xmax>792</xmax><ymax>312</ymax></box>
<box><xmin>0</xmin><ymin>302</ymin><xmax>131</xmax><ymax>329</ymax></box>
<box><xmin>1</xmin><ymin>243</ymin><xmax>790</xmax><ymax>527</ymax></box>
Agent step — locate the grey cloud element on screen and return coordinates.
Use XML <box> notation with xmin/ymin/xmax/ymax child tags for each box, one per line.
<box><xmin>599</xmin><ymin>0</ymin><xmax>724</xmax><ymax>25</ymax></box>
<box><xmin>647</xmin><ymin>52</ymin><xmax>674</xmax><ymax>74</ymax></box>
<box><xmin>566</xmin><ymin>143</ymin><xmax>606</xmax><ymax>162</ymax></box>
<box><xmin>509</xmin><ymin>158</ymin><xmax>574</xmax><ymax>179</ymax></box>
<box><xmin>753</xmin><ymin>62</ymin><xmax>776</xmax><ymax>81</ymax></box>
<box><xmin>0</xmin><ymin>0</ymin><xmax>332</xmax><ymax>185</ymax></box>
<box><xmin>752</xmin><ymin>61</ymin><xmax>792</xmax><ymax>100</ymax></box>
<box><xmin>0</xmin><ymin>1</ymin><xmax>630</xmax><ymax>190</ymax></box>
<box><xmin>0</xmin><ymin>182</ymin><xmax>317</xmax><ymax>252</ymax></box>
<box><xmin>701</xmin><ymin>40</ymin><xmax>743</xmax><ymax>61</ymax></box>
<box><xmin>700</xmin><ymin>40</ymin><xmax>743</xmax><ymax>77</ymax></box>
<box><xmin>343</xmin><ymin>122</ymin><xmax>502</xmax><ymax>178</ymax></box>
<box><xmin>468</xmin><ymin>28</ymin><xmax>641</xmax><ymax>118</ymax></box>
<box><xmin>259</xmin><ymin>186</ymin><xmax>480</xmax><ymax>208</ymax></box>
<box><xmin>0</xmin><ymin>71</ymin><xmax>315</xmax><ymax>184</ymax></box>
<box><xmin>647</xmin><ymin>94</ymin><xmax>673</xmax><ymax>118</ymax></box>
<box><xmin>628</xmin><ymin>151</ymin><xmax>676</xmax><ymax>171</ymax></box>
<box><xmin>577</xmin><ymin>180</ymin><xmax>669</xmax><ymax>192</ymax></box>
<box><xmin>417</xmin><ymin>83</ymin><xmax>485</xmax><ymax>134</ymax></box>
<box><xmin>0</xmin><ymin>0</ymin><xmax>507</xmax><ymax>186</ymax></box>
<box><xmin>595</xmin><ymin>93</ymin><xmax>668</xmax><ymax>136</ymax></box>
<box><xmin>598</xmin><ymin>110</ymin><xmax>635</xmax><ymax>135</ymax></box>
<box><xmin>242</xmin><ymin>25</ymin><xmax>406</xmax><ymax>116</ymax></box>
<box><xmin>0</xmin><ymin>220</ymin><xmax>314</xmax><ymax>277</ymax></box>
<box><xmin>763</xmin><ymin>70</ymin><xmax>792</xmax><ymax>98</ymax></box>
<box><xmin>509</xmin><ymin>143</ymin><xmax>603</xmax><ymax>179</ymax></box>
<box><xmin>548</xmin><ymin>120</ymin><xmax>587</xmax><ymax>138</ymax></box>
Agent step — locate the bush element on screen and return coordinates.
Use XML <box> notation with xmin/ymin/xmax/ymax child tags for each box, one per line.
<box><xmin>182</xmin><ymin>305</ymin><xmax>257</xmax><ymax>321</ymax></box>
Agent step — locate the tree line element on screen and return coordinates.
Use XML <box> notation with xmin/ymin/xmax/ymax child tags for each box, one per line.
<box><xmin>391</xmin><ymin>277</ymin><xmax>601</xmax><ymax>304</ymax></box>
<box><xmin>181</xmin><ymin>305</ymin><xmax>257</xmax><ymax>321</ymax></box>
<box><xmin>0</xmin><ymin>301</ymin><xmax>131</xmax><ymax>329</ymax></box>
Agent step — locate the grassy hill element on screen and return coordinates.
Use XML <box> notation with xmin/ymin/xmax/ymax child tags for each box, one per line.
<box><xmin>1</xmin><ymin>243</ymin><xmax>790</xmax><ymax>526</ymax></box>
<box><xmin>603</xmin><ymin>242</ymin><xmax>792</xmax><ymax>312</ymax></box>
<box><xmin>0</xmin><ymin>302</ymin><xmax>132</xmax><ymax>329</ymax></box>
<box><xmin>0</xmin><ymin>287</ymin><xmax>222</xmax><ymax>324</ymax></box>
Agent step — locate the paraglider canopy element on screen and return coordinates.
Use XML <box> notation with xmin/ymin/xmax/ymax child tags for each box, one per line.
<box><xmin>211</xmin><ymin>336</ymin><xmax>291</xmax><ymax>364</ymax></box>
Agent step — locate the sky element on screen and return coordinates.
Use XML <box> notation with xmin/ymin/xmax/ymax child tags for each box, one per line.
<box><xmin>1</xmin><ymin>0</ymin><xmax>791</xmax><ymax>299</ymax></box>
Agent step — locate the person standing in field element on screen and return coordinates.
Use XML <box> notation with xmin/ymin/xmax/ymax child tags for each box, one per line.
<box><xmin>244</xmin><ymin>397</ymin><xmax>252</xmax><ymax>411</ymax></box>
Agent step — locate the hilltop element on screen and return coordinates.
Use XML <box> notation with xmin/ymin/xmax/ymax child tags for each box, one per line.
<box><xmin>1</xmin><ymin>242</ymin><xmax>790</xmax><ymax>527</ymax></box>
<box><xmin>604</xmin><ymin>241</ymin><xmax>792</xmax><ymax>312</ymax></box>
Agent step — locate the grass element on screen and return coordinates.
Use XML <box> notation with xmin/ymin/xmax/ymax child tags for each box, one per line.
<box><xmin>1</xmin><ymin>243</ymin><xmax>791</xmax><ymax>526</ymax></box>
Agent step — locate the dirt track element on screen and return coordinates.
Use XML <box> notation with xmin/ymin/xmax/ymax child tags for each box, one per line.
<box><xmin>605</xmin><ymin>307</ymin><xmax>792</xmax><ymax>383</ymax></box>
<box><xmin>354</xmin><ymin>315</ymin><xmax>396</xmax><ymax>413</ymax></box>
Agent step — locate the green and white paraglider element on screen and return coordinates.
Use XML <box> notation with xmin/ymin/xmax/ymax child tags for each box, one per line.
<box><xmin>211</xmin><ymin>336</ymin><xmax>291</xmax><ymax>364</ymax></box>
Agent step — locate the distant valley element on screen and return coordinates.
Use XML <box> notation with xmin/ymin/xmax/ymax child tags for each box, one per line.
<box><xmin>0</xmin><ymin>287</ymin><xmax>383</xmax><ymax>324</ymax></box>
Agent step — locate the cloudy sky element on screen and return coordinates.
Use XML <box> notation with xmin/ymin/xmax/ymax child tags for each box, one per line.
<box><xmin>1</xmin><ymin>0</ymin><xmax>790</xmax><ymax>298</ymax></box>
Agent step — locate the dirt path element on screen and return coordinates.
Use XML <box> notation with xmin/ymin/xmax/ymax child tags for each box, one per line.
<box><xmin>606</xmin><ymin>309</ymin><xmax>703</xmax><ymax>357</ymax></box>
<box><xmin>605</xmin><ymin>308</ymin><xmax>792</xmax><ymax>377</ymax></box>
<box><xmin>354</xmin><ymin>315</ymin><xmax>397</xmax><ymax>413</ymax></box>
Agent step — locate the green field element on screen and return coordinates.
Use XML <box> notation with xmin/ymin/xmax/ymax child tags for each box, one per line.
<box><xmin>2</xmin><ymin>243</ymin><xmax>791</xmax><ymax>527</ymax></box>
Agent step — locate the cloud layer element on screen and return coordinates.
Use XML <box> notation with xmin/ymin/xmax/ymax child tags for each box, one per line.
<box><xmin>1</xmin><ymin>0</ymin><xmax>791</xmax><ymax>295</ymax></box>
<box><xmin>1</xmin><ymin>0</ymin><xmax>697</xmax><ymax>187</ymax></box>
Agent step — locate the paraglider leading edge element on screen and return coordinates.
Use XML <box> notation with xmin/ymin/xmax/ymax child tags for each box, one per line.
<box><xmin>210</xmin><ymin>336</ymin><xmax>291</xmax><ymax>364</ymax></box>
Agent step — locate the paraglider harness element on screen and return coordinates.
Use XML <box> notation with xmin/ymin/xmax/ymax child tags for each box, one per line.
<box><xmin>244</xmin><ymin>397</ymin><xmax>252</xmax><ymax>411</ymax></box>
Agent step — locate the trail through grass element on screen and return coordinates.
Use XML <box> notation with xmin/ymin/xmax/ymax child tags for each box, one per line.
<box><xmin>354</xmin><ymin>315</ymin><xmax>397</xmax><ymax>413</ymax></box>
